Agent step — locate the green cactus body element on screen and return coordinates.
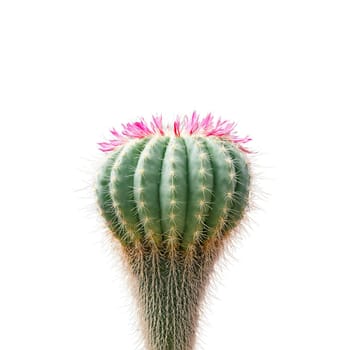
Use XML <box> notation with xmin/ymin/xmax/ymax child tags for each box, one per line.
<box><xmin>96</xmin><ymin>114</ymin><xmax>251</xmax><ymax>350</ymax></box>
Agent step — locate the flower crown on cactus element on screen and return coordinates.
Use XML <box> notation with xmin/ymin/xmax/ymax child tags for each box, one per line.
<box><xmin>98</xmin><ymin>111</ymin><xmax>252</xmax><ymax>153</ymax></box>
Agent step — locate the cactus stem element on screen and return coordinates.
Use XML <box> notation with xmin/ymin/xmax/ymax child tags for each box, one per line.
<box><xmin>96</xmin><ymin>115</ymin><xmax>252</xmax><ymax>349</ymax></box>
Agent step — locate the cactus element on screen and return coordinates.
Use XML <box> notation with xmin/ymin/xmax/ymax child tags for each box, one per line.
<box><xmin>96</xmin><ymin>112</ymin><xmax>252</xmax><ymax>350</ymax></box>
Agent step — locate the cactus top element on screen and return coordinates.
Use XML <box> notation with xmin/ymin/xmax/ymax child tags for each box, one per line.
<box><xmin>98</xmin><ymin>112</ymin><xmax>251</xmax><ymax>154</ymax></box>
<box><xmin>96</xmin><ymin>113</ymin><xmax>251</xmax><ymax>249</ymax></box>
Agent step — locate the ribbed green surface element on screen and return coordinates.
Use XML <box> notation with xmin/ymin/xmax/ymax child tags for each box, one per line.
<box><xmin>96</xmin><ymin>135</ymin><xmax>250</xmax><ymax>248</ymax></box>
<box><xmin>96</xmin><ymin>148</ymin><xmax>129</xmax><ymax>245</ymax></box>
<box><xmin>182</xmin><ymin>136</ymin><xmax>214</xmax><ymax>246</ymax></box>
<box><xmin>134</xmin><ymin>136</ymin><xmax>170</xmax><ymax>245</ymax></box>
<box><xmin>159</xmin><ymin>136</ymin><xmax>188</xmax><ymax>243</ymax></box>
<box><xmin>224</xmin><ymin>142</ymin><xmax>250</xmax><ymax>231</ymax></box>
<box><xmin>110</xmin><ymin>138</ymin><xmax>148</xmax><ymax>241</ymax></box>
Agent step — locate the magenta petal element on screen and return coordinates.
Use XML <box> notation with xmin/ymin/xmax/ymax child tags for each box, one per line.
<box><xmin>189</xmin><ymin>111</ymin><xmax>199</xmax><ymax>134</ymax></box>
<box><xmin>98</xmin><ymin>142</ymin><xmax>114</xmax><ymax>152</ymax></box>
<box><xmin>151</xmin><ymin>115</ymin><xmax>164</xmax><ymax>135</ymax></box>
<box><xmin>110</xmin><ymin>128</ymin><xmax>121</xmax><ymax>138</ymax></box>
<box><xmin>174</xmin><ymin>117</ymin><xmax>181</xmax><ymax>137</ymax></box>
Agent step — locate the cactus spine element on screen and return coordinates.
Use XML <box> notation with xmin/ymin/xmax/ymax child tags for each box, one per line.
<box><xmin>96</xmin><ymin>114</ymin><xmax>251</xmax><ymax>350</ymax></box>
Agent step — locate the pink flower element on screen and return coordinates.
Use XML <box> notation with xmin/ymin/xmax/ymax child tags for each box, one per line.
<box><xmin>98</xmin><ymin>112</ymin><xmax>252</xmax><ymax>153</ymax></box>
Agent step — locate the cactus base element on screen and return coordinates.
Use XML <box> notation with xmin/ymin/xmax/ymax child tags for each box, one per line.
<box><xmin>122</xmin><ymin>237</ymin><xmax>224</xmax><ymax>350</ymax></box>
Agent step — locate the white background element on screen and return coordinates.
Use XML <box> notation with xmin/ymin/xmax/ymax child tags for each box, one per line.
<box><xmin>1</xmin><ymin>1</ymin><xmax>349</xmax><ymax>349</ymax></box>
